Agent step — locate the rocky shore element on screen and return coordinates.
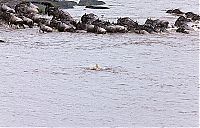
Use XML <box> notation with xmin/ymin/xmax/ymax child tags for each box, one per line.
<box><xmin>0</xmin><ymin>0</ymin><xmax>106</xmax><ymax>9</ymax></box>
<box><xmin>0</xmin><ymin>0</ymin><xmax>199</xmax><ymax>35</ymax></box>
<box><xmin>78</xmin><ymin>0</ymin><xmax>105</xmax><ymax>6</ymax></box>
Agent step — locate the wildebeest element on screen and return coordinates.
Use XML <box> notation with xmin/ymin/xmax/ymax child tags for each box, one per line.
<box><xmin>47</xmin><ymin>7</ymin><xmax>77</xmax><ymax>27</ymax></box>
<box><xmin>81</xmin><ymin>13</ymin><xmax>99</xmax><ymax>24</ymax></box>
<box><xmin>85</xmin><ymin>24</ymin><xmax>106</xmax><ymax>34</ymax></box>
<box><xmin>192</xmin><ymin>15</ymin><xmax>200</xmax><ymax>21</ymax></box>
<box><xmin>117</xmin><ymin>17</ymin><xmax>138</xmax><ymax>30</ymax></box>
<box><xmin>0</xmin><ymin>4</ymin><xmax>15</xmax><ymax>13</ymax></box>
<box><xmin>145</xmin><ymin>18</ymin><xmax>169</xmax><ymax>32</ymax></box>
<box><xmin>4</xmin><ymin>12</ymin><xmax>25</xmax><ymax>28</ymax></box>
<box><xmin>175</xmin><ymin>16</ymin><xmax>190</xmax><ymax>28</ymax></box>
<box><xmin>15</xmin><ymin>2</ymin><xmax>39</xmax><ymax>15</ymax></box>
<box><xmin>185</xmin><ymin>12</ymin><xmax>200</xmax><ymax>21</ymax></box>
<box><xmin>76</xmin><ymin>21</ymin><xmax>86</xmax><ymax>30</ymax></box>
<box><xmin>91</xmin><ymin>19</ymin><xmax>110</xmax><ymax>28</ymax></box>
<box><xmin>185</xmin><ymin>12</ymin><xmax>196</xmax><ymax>18</ymax></box>
<box><xmin>20</xmin><ymin>16</ymin><xmax>34</xmax><ymax>28</ymax></box>
<box><xmin>47</xmin><ymin>7</ymin><xmax>73</xmax><ymax>21</ymax></box>
<box><xmin>176</xmin><ymin>27</ymin><xmax>189</xmax><ymax>34</ymax></box>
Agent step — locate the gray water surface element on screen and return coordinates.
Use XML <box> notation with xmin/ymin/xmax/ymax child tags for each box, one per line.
<box><xmin>0</xmin><ymin>0</ymin><xmax>199</xmax><ymax>127</ymax></box>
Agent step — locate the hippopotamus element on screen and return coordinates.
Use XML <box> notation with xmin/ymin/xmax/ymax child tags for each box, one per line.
<box><xmin>56</xmin><ymin>22</ymin><xmax>75</xmax><ymax>32</ymax></box>
<box><xmin>81</xmin><ymin>13</ymin><xmax>99</xmax><ymax>24</ymax></box>
<box><xmin>117</xmin><ymin>17</ymin><xmax>138</xmax><ymax>30</ymax></box>
<box><xmin>95</xmin><ymin>26</ymin><xmax>106</xmax><ymax>34</ymax></box>
<box><xmin>166</xmin><ymin>9</ymin><xmax>184</xmax><ymax>15</ymax></box>
<box><xmin>86</xmin><ymin>24</ymin><xmax>95</xmax><ymax>33</ymax></box>
<box><xmin>105</xmin><ymin>25</ymin><xmax>128</xmax><ymax>33</ymax></box>
<box><xmin>39</xmin><ymin>24</ymin><xmax>53</xmax><ymax>33</ymax></box>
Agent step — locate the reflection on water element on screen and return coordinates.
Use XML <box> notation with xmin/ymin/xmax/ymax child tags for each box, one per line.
<box><xmin>0</xmin><ymin>0</ymin><xmax>199</xmax><ymax>127</ymax></box>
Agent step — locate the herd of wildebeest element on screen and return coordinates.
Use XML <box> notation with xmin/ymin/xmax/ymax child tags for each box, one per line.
<box><xmin>0</xmin><ymin>2</ymin><xmax>199</xmax><ymax>34</ymax></box>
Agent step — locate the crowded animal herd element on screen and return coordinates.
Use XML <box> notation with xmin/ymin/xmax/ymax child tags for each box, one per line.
<box><xmin>0</xmin><ymin>2</ymin><xmax>199</xmax><ymax>34</ymax></box>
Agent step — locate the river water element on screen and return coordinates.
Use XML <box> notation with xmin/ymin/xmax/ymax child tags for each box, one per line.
<box><xmin>0</xmin><ymin>0</ymin><xmax>199</xmax><ymax>127</ymax></box>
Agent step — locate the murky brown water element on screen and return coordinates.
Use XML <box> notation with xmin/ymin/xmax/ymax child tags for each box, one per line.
<box><xmin>0</xmin><ymin>0</ymin><xmax>199</xmax><ymax>127</ymax></box>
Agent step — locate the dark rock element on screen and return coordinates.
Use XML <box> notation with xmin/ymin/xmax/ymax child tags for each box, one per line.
<box><xmin>192</xmin><ymin>14</ymin><xmax>200</xmax><ymax>21</ymax></box>
<box><xmin>0</xmin><ymin>39</ymin><xmax>5</xmax><ymax>42</ymax></box>
<box><xmin>185</xmin><ymin>12</ymin><xmax>195</xmax><ymax>18</ymax></box>
<box><xmin>85</xmin><ymin>5</ymin><xmax>109</xmax><ymax>9</ymax></box>
<box><xmin>78</xmin><ymin>0</ymin><xmax>106</xmax><ymax>6</ymax></box>
<box><xmin>166</xmin><ymin>9</ymin><xmax>184</xmax><ymax>15</ymax></box>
